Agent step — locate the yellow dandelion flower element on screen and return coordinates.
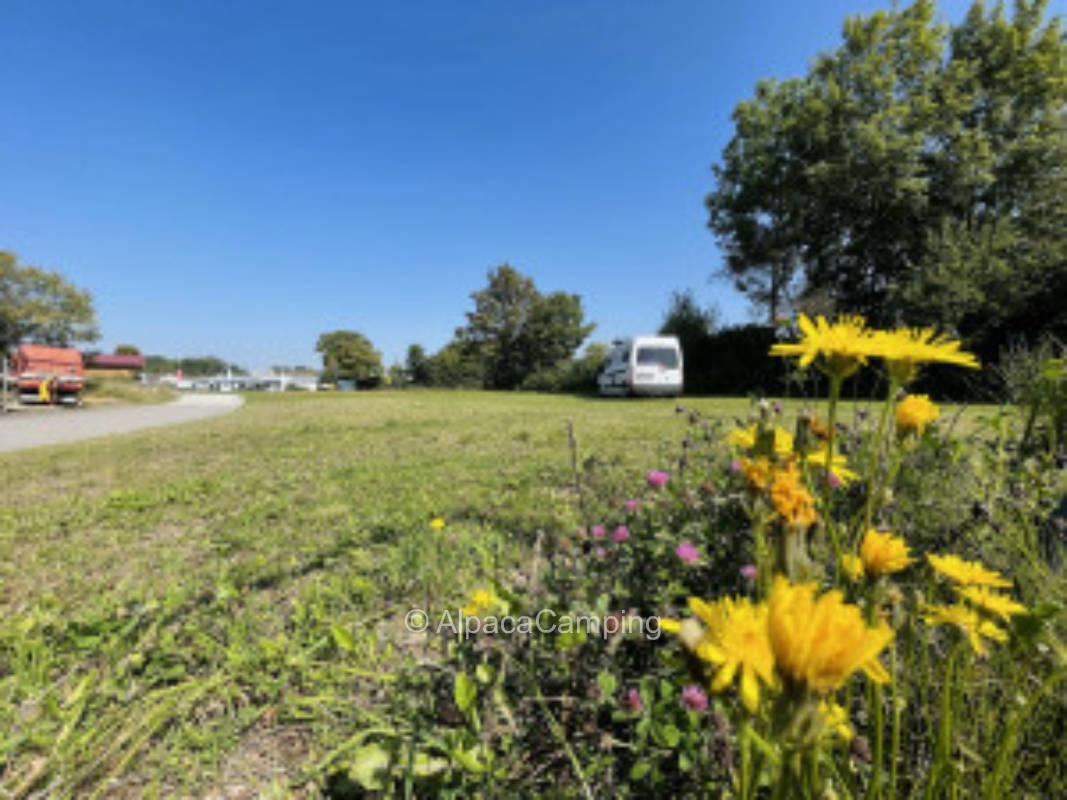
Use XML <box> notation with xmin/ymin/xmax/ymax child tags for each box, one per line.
<box><xmin>819</xmin><ymin>700</ymin><xmax>854</xmax><ymax>742</ymax></box>
<box><xmin>927</xmin><ymin>553</ymin><xmax>1011</xmax><ymax>588</ymax></box>
<box><xmin>924</xmin><ymin>603</ymin><xmax>1008</xmax><ymax>656</ymax></box>
<box><xmin>666</xmin><ymin>596</ymin><xmax>776</xmax><ymax>713</ymax></box>
<box><xmin>770</xmin><ymin>314</ymin><xmax>876</xmax><ymax>378</ymax></box>
<box><xmin>462</xmin><ymin>588</ymin><xmax>494</xmax><ymax>616</ymax></box>
<box><xmin>841</xmin><ymin>554</ymin><xmax>865</xmax><ymax>582</ymax></box>
<box><xmin>724</xmin><ymin>424</ymin><xmax>794</xmax><ymax>457</ymax></box>
<box><xmin>808</xmin><ymin>414</ymin><xmax>830</xmax><ymax>441</ymax></box>
<box><xmin>768</xmin><ymin>577</ymin><xmax>893</xmax><ymax>693</ymax></box>
<box><xmin>895</xmin><ymin>394</ymin><xmax>939</xmax><ymax>436</ymax></box>
<box><xmin>955</xmin><ymin>586</ymin><xmax>1028</xmax><ymax>622</ymax></box>
<box><xmin>740</xmin><ymin>456</ymin><xmax>774</xmax><ymax>491</ymax></box>
<box><xmin>770</xmin><ymin>463</ymin><xmax>817</xmax><ymax>529</ymax></box>
<box><xmin>430</xmin><ymin>517</ymin><xmax>446</xmax><ymax>531</ymax></box>
<box><xmin>869</xmin><ymin>327</ymin><xmax>979</xmax><ymax>384</ymax></box>
<box><xmin>860</xmin><ymin>529</ymin><xmax>913</xmax><ymax>577</ymax></box>
<box><xmin>803</xmin><ymin>447</ymin><xmax>859</xmax><ymax>486</ymax></box>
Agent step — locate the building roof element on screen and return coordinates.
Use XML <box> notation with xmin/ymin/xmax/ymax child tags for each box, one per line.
<box><xmin>16</xmin><ymin>344</ymin><xmax>84</xmax><ymax>369</ymax></box>
<box><xmin>86</xmin><ymin>353</ymin><xmax>145</xmax><ymax>369</ymax></box>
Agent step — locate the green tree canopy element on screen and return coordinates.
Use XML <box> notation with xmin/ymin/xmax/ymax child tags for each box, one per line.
<box><xmin>659</xmin><ymin>289</ymin><xmax>719</xmax><ymax>343</ymax></box>
<box><xmin>707</xmin><ymin>0</ymin><xmax>1067</xmax><ymax>355</ymax></box>
<box><xmin>455</xmin><ymin>264</ymin><xmax>595</xmax><ymax>389</ymax></box>
<box><xmin>0</xmin><ymin>250</ymin><xmax>99</xmax><ymax>353</ymax></box>
<box><xmin>404</xmin><ymin>343</ymin><xmax>433</xmax><ymax>386</ymax></box>
<box><xmin>315</xmin><ymin>330</ymin><xmax>382</xmax><ymax>383</ymax></box>
<box><xmin>114</xmin><ymin>344</ymin><xmax>141</xmax><ymax>356</ymax></box>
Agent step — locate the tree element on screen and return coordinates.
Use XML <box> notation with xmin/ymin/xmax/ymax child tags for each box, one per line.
<box><xmin>455</xmin><ymin>264</ymin><xmax>595</xmax><ymax>389</ymax></box>
<box><xmin>0</xmin><ymin>250</ymin><xmax>99</xmax><ymax>353</ymax></box>
<box><xmin>405</xmin><ymin>344</ymin><xmax>433</xmax><ymax>385</ymax></box>
<box><xmin>428</xmin><ymin>341</ymin><xmax>485</xmax><ymax>388</ymax></box>
<box><xmin>114</xmin><ymin>344</ymin><xmax>141</xmax><ymax>356</ymax></box>
<box><xmin>706</xmin><ymin>79</ymin><xmax>808</xmax><ymax>323</ymax></box>
<box><xmin>659</xmin><ymin>290</ymin><xmax>721</xmax><ymax>395</ymax></box>
<box><xmin>315</xmin><ymin>330</ymin><xmax>382</xmax><ymax>384</ymax></box>
<box><xmin>707</xmin><ymin>0</ymin><xmax>1067</xmax><ymax>355</ymax></box>
<box><xmin>659</xmin><ymin>290</ymin><xmax>718</xmax><ymax>343</ymax></box>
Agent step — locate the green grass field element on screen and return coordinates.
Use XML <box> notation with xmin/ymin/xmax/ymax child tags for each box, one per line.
<box><xmin>0</xmin><ymin>390</ymin><xmax>1005</xmax><ymax>797</ymax></box>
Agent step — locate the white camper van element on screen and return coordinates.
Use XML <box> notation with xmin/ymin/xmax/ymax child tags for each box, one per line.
<box><xmin>597</xmin><ymin>335</ymin><xmax>684</xmax><ymax>397</ymax></box>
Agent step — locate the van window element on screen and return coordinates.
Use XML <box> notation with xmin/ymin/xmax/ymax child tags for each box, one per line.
<box><xmin>636</xmin><ymin>347</ymin><xmax>679</xmax><ymax>368</ymax></box>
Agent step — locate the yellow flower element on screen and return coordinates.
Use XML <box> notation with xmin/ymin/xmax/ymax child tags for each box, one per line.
<box><xmin>724</xmin><ymin>424</ymin><xmax>794</xmax><ymax>457</ymax></box>
<box><xmin>927</xmin><ymin>553</ymin><xmax>1011</xmax><ymax>588</ymax></box>
<box><xmin>769</xmin><ymin>314</ymin><xmax>876</xmax><ymax>378</ymax></box>
<box><xmin>462</xmin><ymin>588</ymin><xmax>494</xmax><ymax>616</ymax></box>
<box><xmin>895</xmin><ymin>394</ymin><xmax>939</xmax><ymax>435</ymax></box>
<box><xmin>841</xmin><ymin>554</ymin><xmax>865</xmax><ymax>582</ymax></box>
<box><xmin>768</xmin><ymin>577</ymin><xmax>893</xmax><ymax>693</ymax></box>
<box><xmin>955</xmin><ymin>586</ymin><xmax>1028</xmax><ymax>622</ymax></box>
<box><xmin>860</xmin><ymin>528</ymin><xmax>913</xmax><ymax>577</ymax></box>
<box><xmin>430</xmin><ymin>517</ymin><xmax>446</xmax><ymax>531</ymax></box>
<box><xmin>664</xmin><ymin>596</ymin><xmax>776</xmax><ymax>713</ymax></box>
<box><xmin>924</xmin><ymin>603</ymin><xmax>1008</xmax><ymax>656</ymax></box>
<box><xmin>770</xmin><ymin>462</ymin><xmax>817</xmax><ymax>529</ymax></box>
<box><xmin>740</xmin><ymin>456</ymin><xmax>774</xmax><ymax>491</ymax></box>
<box><xmin>819</xmin><ymin>700</ymin><xmax>854</xmax><ymax>742</ymax></box>
<box><xmin>803</xmin><ymin>447</ymin><xmax>859</xmax><ymax>486</ymax></box>
<box><xmin>869</xmin><ymin>328</ymin><xmax>979</xmax><ymax>384</ymax></box>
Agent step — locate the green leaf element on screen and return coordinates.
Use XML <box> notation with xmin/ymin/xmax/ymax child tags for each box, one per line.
<box><xmin>452</xmin><ymin>746</ymin><xmax>485</xmax><ymax>773</ymax></box>
<box><xmin>653</xmin><ymin>723</ymin><xmax>681</xmax><ymax>748</ymax></box>
<box><xmin>630</xmin><ymin>761</ymin><xmax>651</xmax><ymax>781</ymax></box>
<box><xmin>596</xmin><ymin>671</ymin><xmax>617</xmax><ymax>700</ymax></box>
<box><xmin>454</xmin><ymin>671</ymin><xmax>477</xmax><ymax>713</ymax></box>
<box><xmin>348</xmin><ymin>742</ymin><xmax>391</xmax><ymax>791</ymax></box>
<box><xmin>331</xmin><ymin>623</ymin><xmax>356</xmax><ymax>652</ymax></box>
<box><xmin>475</xmin><ymin>662</ymin><xmax>494</xmax><ymax>685</ymax></box>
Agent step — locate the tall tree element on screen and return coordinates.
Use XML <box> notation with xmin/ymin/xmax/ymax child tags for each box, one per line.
<box><xmin>315</xmin><ymin>330</ymin><xmax>382</xmax><ymax>383</ymax></box>
<box><xmin>405</xmin><ymin>344</ymin><xmax>433</xmax><ymax>385</ymax></box>
<box><xmin>706</xmin><ymin>79</ymin><xmax>808</xmax><ymax>323</ymax></box>
<box><xmin>456</xmin><ymin>264</ymin><xmax>594</xmax><ymax>389</ymax></box>
<box><xmin>659</xmin><ymin>289</ymin><xmax>718</xmax><ymax>344</ymax></box>
<box><xmin>707</xmin><ymin>0</ymin><xmax>1066</xmax><ymax>353</ymax></box>
<box><xmin>0</xmin><ymin>250</ymin><xmax>99</xmax><ymax>353</ymax></box>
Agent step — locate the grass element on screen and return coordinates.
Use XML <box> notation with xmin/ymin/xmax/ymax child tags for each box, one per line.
<box><xmin>0</xmin><ymin>390</ymin><xmax>1002</xmax><ymax>796</ymax></box>
<box><xmin>82</xmin><ymin>379</ymin><xmax>178</xmax><ymax>406</ymax></box>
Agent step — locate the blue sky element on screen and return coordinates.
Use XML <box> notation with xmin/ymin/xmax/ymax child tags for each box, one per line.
<box><xmin>2</xmin><ymin>0</ymin><xmax>990</xmax><ymax>369</ymax></box>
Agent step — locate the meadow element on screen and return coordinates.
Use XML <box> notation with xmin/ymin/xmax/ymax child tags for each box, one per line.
<box><xmin>0</xmin><ymin>390</ymin><xmax>768</xmax><ymax>796</ymax></box>
<box><xmin>0</xmin><ymin>388</ymin><xmax>1059</xmax><ymax>798</ymax></box>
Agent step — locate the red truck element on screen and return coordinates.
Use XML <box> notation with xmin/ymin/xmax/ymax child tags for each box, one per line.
<box><xmin>11</xmin><ymin>344</ymin><xmax>85</xmax><ymax>404</ymax></box>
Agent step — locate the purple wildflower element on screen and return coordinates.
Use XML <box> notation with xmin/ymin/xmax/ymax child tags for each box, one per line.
<box><xmin>612</xmin><ymin>525</ymin><xmax>630</xmax><ymax>543</ymax></box>
<box><xmin>626</xmin><ymin>688</ymin><xmax>643</xmax><ymax>713</ymax></box>
<box><xmin>681</xmin><ymin>684</ymin><xmax>709</xmax><ymax>712</ymax></box>
<box><xmin>675</xmin><ymin>542</ymin><xmax>700</xmax><ymax>564</ymax></box>
<box><xmin>740</xmin><ymin>564</ymin><xmax>758</xmax><ymax>581</ymax></box>
<box><xmin>646</xmin><ymin>470</ymin><xmax>669</xmax><ymax>489</ymax></box>
<box><xmin>591</xmin><ymin>525</ymin><xmax>606</xmax><ymax>539</ymax></box>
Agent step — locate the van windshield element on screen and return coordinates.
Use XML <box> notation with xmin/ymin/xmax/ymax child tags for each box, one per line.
<box><xmin>636</xmin><ymin>347</ymin><xmax>679</xmax><ymax>368</ymax></box>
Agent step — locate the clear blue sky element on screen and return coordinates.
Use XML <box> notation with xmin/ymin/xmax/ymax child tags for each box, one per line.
<box><xmin>2</xmin><ymin>0</ymin><xmax>988</xmax><ymax>369</ymax></box>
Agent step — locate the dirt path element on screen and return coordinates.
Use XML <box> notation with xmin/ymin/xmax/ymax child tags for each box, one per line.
<box><xmin>0</xmin><ymin>394</ymin><xmax>244</xmax><ymax>453</ymax></box>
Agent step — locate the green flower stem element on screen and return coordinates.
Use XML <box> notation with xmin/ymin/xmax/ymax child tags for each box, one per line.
<box><xmin>869</xmin><ymin>682</ymin><xmax>884</xmax><ymax>800</ymax></box>
<box><xmin>889</xmin><ymin>643</ymin><xmax>901</xmax><ymax>800</ymax></box>
<box><xmin>860</xmin><ymin>378</ymin><xmax>899</xmax><ymax>544</ymax></box>
<box><xmin>740</xmin><ymin>718</ymin><xmax>753</xmax><ymax>800</ymax></box>
<box><xmin>824</xmin><ymin>373</ymin><xmax>844</xmax><ymax>581</ymax></box>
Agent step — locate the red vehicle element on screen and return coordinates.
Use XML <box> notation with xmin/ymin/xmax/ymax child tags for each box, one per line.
<box><xmin>12</xmin><ymin>344</ymin><xmax>84</xmax><ymax>404</ymax></box>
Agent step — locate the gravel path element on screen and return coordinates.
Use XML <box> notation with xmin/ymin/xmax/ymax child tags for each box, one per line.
<box><xmin>0</xmin><ymin>394</ymin><xmax>244</xmax><ymax>453</ymax></box>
